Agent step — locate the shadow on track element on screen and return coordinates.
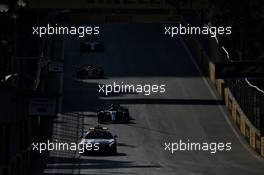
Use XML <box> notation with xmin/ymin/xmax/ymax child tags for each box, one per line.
<box><xmin>47</xmin><ymin>156</ymin><xmax>162</xmax><ymax>170</ymax></box>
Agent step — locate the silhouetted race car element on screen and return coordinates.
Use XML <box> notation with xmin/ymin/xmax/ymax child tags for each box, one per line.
<box><xmin>97</xmin><ymin>104</ymin><xmax>130</xmax><ymax>123</ymax></box>
<box><xmin>76</xmin><ymin>65</ymin><xmax>104</xmax><ymax>79</ymax></box>
<box><xmin>80</xmin><ymin>39</ymin><xmax>104</xmax><ymax>52</ymax></box>
<box><xmin>79</xmin><ymin>125</ymin><xmax>117</xmax><ymax>155</ymax></box>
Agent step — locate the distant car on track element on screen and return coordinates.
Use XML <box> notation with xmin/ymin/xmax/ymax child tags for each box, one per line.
<box><xmin>97</xmin><ymin>104</ymin><xmax>130</xmax><ymax>124</ymax></box>
<box><xmin>79</xmin><ymin>125</ymin><xmax>117</xmax><ymax>155</ymax></box>
<box><xmin>75</xmin><ymin>64</ymin><xmax>104</xmax><ymax>79</ymax></box>
<box><xmin>80</xmin><ymin>39</ymin><xmax>104</xmax><ymax>52</ymax></box>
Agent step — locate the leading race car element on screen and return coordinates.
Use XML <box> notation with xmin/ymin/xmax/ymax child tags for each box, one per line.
<box><xmin>75</xmin><ymin>64</ymin><xmax>104</xmax><ymax>79</ymax></box>
<box><xmin>80</xmin><ymin>39</ymin><xmax>104</xmax><ymax>52</ymax></box>
<box><xmin>97</xmin><ymin>104</ymin><xmax>130</xmax><ymax>124</ymax></box>
<box><xmin>79</xmin><ymin>125</ymin><xmax>117</xmax><ymax>155</ymax></box>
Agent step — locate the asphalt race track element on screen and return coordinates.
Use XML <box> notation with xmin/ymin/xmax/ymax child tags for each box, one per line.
<box><xmin>43</xmin><ymin>24</ymin><xmax>264</xmax><ymax>175</ymax></box>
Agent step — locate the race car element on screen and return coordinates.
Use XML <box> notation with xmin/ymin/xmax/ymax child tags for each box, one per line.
<box><xmin>75</xmin><ymin>64</ymin><xmax>104</xmax><ymax>79</ymax></box>
<box><xmin>80</xmin><ymin>39</ymin><xmax>104</xmax><ymax>52</ymax></box>
<box><xmin>97</xmin><ymin>104</ymin><xmax>130</xmax><ymax>123</ymax></box>
<box><xmin>79</xmin><ymin>125</ymin><xmax>117</xmax><ymax>155</ymax></box>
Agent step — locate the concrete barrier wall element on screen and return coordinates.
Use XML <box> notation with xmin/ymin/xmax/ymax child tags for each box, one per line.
<box><xmin>209</xmin><ymin>62</ymin><xmax>264</xmax><ymax>158</ymax></box>
<box><xmin>209</xmin><ymin>62</ymin><xmax>215</xmax><ymax>83</ymax></box>
<box><xmin>183</xmin><ymin>28</ymin><xmax>264</xmax><ymax>158</ymax></box>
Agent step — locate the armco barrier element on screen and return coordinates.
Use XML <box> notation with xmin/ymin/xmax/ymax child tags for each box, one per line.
<box><xmin>181</xmin><ymin>30</ymin><xmax>264</xmax><ymax>158</ymax></box>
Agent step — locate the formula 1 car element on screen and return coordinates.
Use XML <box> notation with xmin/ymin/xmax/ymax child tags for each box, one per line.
<box><xmin>97</xmin><ymin>104</ymin><xmax>130</xmax><ymax>123</ymax></box>
<box><xmin>75</xmin><ymin>64</ymin><xmax>104</xmax><ymax>79</ymax></box>
<box><xmin>79</xmin><ymin>125</ymin><xmax>117</xmax><ymax>155</ymax></box>
<box><xmin>80</xmin><ymin>39</ymin><xmax>104</xmax><ymax>52</ymax></box>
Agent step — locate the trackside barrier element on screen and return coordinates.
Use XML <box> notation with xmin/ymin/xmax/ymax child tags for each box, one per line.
<box><xmin>255</xmin><ymin>131</ymin><xmax>261</xmax><ymax>154</ymax></box>
<box><xmin>214</xmin><ymin>62</ymin><xmax>264</xmax><ymax>158</ymax></box>
<box><xmin>181</xmin><ymin>27</ymin><xmax>264</xmax><ymax>158</ymax></box>
<box><xmin>225</xmin><ymin>88</ymin><xmax>237</xmax><ymax>122</ymax></box>
<box><xmin>209</xmin><ymin>62</ymin><xmax>215</xmax><ymax>83</ymax></box>
<box><xmin>236</xmin><ymin>105</ymin><xmax>246</xmax><ymax>136</ymax></box>
<box><xmin>215</xmin><ymin>79</ymin><xmax>224</xmax><ymax>98</ymax></box>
